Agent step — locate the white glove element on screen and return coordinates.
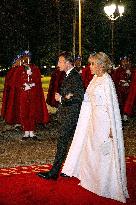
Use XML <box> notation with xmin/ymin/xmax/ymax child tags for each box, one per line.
<box><xmin>24</xmin><ymin>83</ymin><xmax>31</xmax><ymax>91</ymax></box>
<box><xmin>29</xmin><ymin>83</ymin><xmax>35</xmax><ymax>88</ymax></box>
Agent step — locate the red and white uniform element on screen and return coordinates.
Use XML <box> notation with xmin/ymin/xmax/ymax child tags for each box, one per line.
<box><xmin>1</xmin><ymin>64</ymin><xmax>49</xmax><ymax>131</ymax></box>
<box><xmin>110</xmin><ymin>65</ymin><xmax>132</xmax><ymax>114</ymax></box>
<box><xmin>124</xmin><ymin>69</ymin><xmax>136</xmax><ymax>116</ymax></box>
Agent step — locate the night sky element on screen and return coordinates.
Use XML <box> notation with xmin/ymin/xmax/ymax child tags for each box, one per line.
<box><xmin>0</xmin><ymin>0</ymin><xmax>136</xmax><ymax>67</ymax></box>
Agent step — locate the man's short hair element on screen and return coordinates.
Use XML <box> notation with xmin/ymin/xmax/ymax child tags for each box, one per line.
<box><xmin>58</xmin><ymin>51</ymin><xmax>74</xmax><ymax>65</ymax></box>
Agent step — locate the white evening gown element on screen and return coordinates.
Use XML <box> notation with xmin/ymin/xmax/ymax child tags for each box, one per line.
<box><xmin>62</xmin><ymin>73</ymin><xmax>129</xmax><ymax>203</ymax></box>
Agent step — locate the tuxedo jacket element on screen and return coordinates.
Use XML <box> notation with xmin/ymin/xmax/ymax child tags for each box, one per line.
<box><xmin>57</xmin><ymin>68</ymin><xmax>84</xmax><ymax>133</ymax></box>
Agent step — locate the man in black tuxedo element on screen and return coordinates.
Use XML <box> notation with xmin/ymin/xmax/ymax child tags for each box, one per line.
<box><xmin>37</xmin><ymin>51</ymin><xmax>84</xmax><ymax>179</ymax></box>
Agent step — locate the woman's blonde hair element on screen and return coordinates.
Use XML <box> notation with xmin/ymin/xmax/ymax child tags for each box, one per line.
<box><xmin>90</xmin><ymin>52</ymin><xmax>112</xmax><ymax>72</ymax></box>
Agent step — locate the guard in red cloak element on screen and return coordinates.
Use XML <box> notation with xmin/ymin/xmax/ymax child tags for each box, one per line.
<box><xmin>46</xmin><ymin>66</ymin><xmax>65</xmax><ymax>108</ymax></box>
<box><xmin>81</xmin><ymin>54</ymin><xmax>94</xmax><ymax>91</ymax></box>
<box><xmin>1</xmin><ymin>51</ymin><xmax>49</xmax><ymax>139</ymax></box>
<box><xmin>110</xmin><ymin>57</ymin><xmax>133</xmax><ymax>114</ymax></box>
<box><xmin>123</xmin><ymin>69</ymin><xmax>136</xmax><ymax>118</ymax></box>
<box><xmin>1</xmin><ymin>57</ymin><xmax>21</xmax><ymax>123</ymax></box>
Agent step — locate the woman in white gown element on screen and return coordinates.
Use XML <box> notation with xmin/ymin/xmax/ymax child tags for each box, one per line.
<box><xmin>62</xmin><ymin>52</ymin><xmax>129</xmax><ymax>203</ymax></box>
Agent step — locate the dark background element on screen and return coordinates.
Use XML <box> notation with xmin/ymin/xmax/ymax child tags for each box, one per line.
<box><xmin>0</xmin><ymin>0</ymin><xmax>135</xmax><ymax>68</ymax></box>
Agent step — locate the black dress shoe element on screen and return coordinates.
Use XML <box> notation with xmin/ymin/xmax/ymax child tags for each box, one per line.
<box><xmin>37</xmin><ymin>171</ymin><xmax>58</xmax><ymax>180</ymax></box>
<box><xmin>60</xmin><ymin>173</ymin><xmax>70</xmax><ymax>178</ymax></box>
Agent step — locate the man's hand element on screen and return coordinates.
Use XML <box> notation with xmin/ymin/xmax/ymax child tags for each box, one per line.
<box><xmin>123</xmin><ymin>82</ymin><xmax>129</xmax><ymax>87</ymax></box>
<box><xmin>65</xmin><ymin>93</ymin><xmax>73</xmax><ymax>99</ymax></box>
<box><xmin>55</xmin><ymin>93</ymin><xmax>61</xmax><ymax>102</ymax></box>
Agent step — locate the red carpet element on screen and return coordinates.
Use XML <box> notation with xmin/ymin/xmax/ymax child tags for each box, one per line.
<box><xmin>0</xmin><ymin>156</ymin><xmax>136</xmax><ymax>205</ymax></box>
